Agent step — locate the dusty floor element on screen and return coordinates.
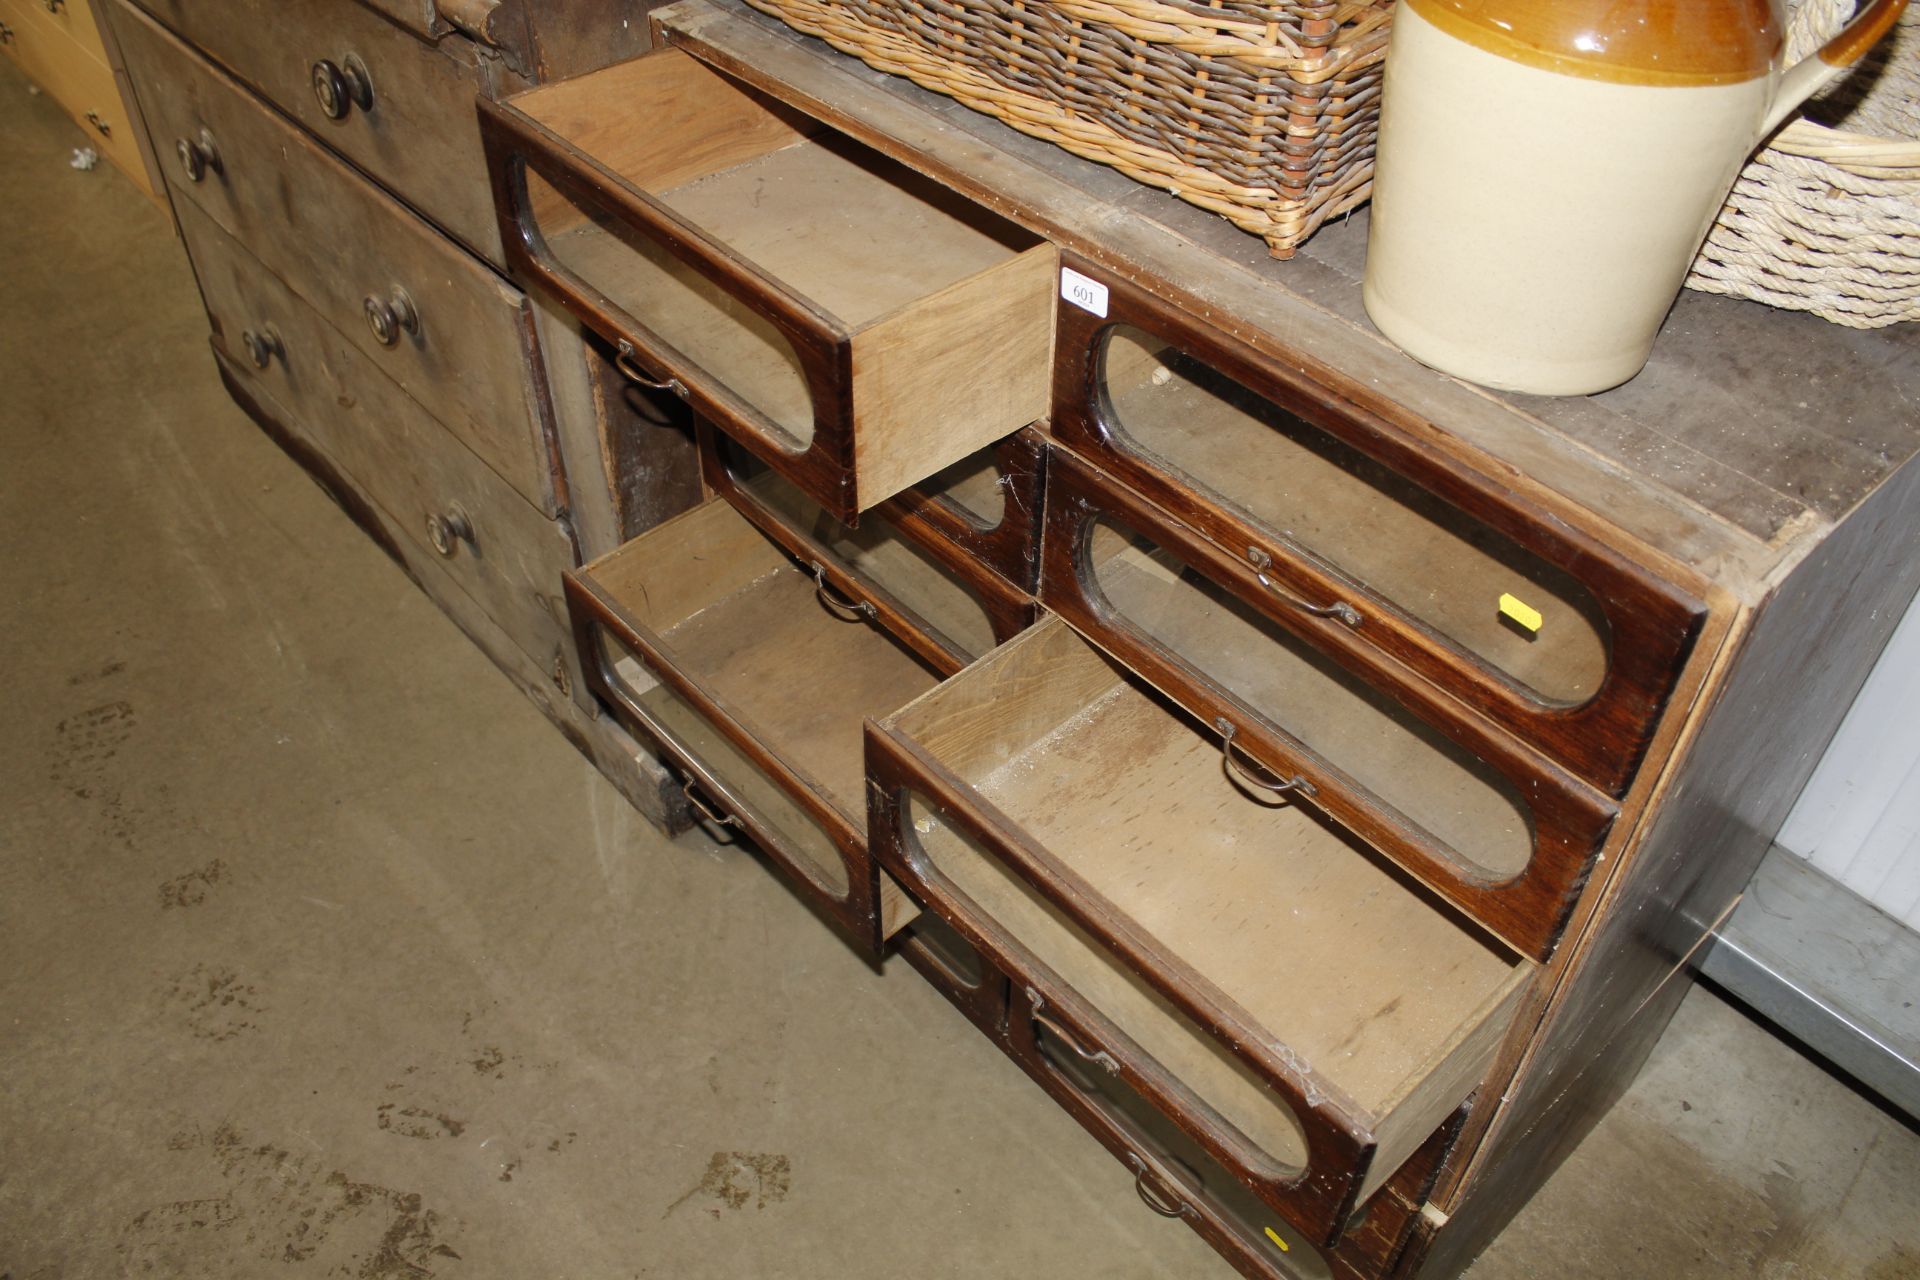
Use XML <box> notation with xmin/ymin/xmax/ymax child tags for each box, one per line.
<box><xmin>3</xmin><ymin>59</ymin><xmax>1919</xmax><ymax>1280</ymax></box>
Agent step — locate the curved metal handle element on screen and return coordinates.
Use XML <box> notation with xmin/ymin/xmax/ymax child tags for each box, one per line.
<box><xmin>0</xmin><ymin>21</ymin><xmax>14</xmax><ymax>42</ymax></box>
<box><xmin>84</xmin><ymin>111</ymin><xmax>111</xmax><ymax>137</ymax></box>
<box><xmin>810</xmin><ymin>561</ymin><xmax>874</xmax><ymax>623</ymax></box>
<box><xmin>1132</xmin><ymin>1159</ymin><xmax>1190</xmax><ymax>1219</ymax></box>
<box><xmin>240</xmin><ymin>324</ymin><xmax>283</xmax><ymax>370</ymax></box>
<box><xmin>1247</xmin><ymin>547</ymin><xmax>1361</xmax><ymax>627</ymax></box>
<box><xmin>363</xmin><ymin>285</ymin><xmax>420</xmax><ymax>347</ymax></box>
<box><xmin>614</xmin><ymin>340</ymin><xmax>688</xmax><ymax>398</ymax></box>
<box><xmin>1028</xmin><ymin>988</ymin><xmax>1120</xmax><ymax>1074</ymax></box>
<box><xmin>311</xmin><ymin>52</ymin><xmax>373</xmax><ymax>120</ymax></box>
<box><xmin>682</xmin><ymin>780</ymin><xmax>740</xmax><ymax>830</ymax></box>
<box><xmin>425</xmin><ymin>504</ymin><xmax>474</xmax><ymax>558</ymax></box>
<box><xmin>43</xmin><ymin>0</ymin><xmax>63</xmax><ymax>12</ymax></box>
<box><xmin>174</xmin><ymin>128</ymin><xmax>221</xmax><ymax>184</ymax></box>
<box><xmin>1216</xmin><ymin>719</ymin><xmax>1316</xmax><ymax>802</ymax></box>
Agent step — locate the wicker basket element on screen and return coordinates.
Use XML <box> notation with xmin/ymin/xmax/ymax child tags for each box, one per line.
<box><xmin>741</xmin><ymin>0</ymin><xmax>1394</xmax><ymax>258</ymax></box>
<box><xmin>1685</xmin><ymin>0</ymin><xmax>1920</xmax><ymax>327</ymax></box>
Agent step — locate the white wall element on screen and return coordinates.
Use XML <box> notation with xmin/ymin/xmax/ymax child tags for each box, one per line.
<box><xmin>1777</xmin><ymin>587</ymin><xmax>1920</xmax><ymax>929</ymax></box>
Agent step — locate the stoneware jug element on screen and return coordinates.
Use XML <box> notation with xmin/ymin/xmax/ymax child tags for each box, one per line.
<box><xmin>1363</xmin><ymin>0</ymin><xmax>1908</xmax><ymax>396</ymax></box>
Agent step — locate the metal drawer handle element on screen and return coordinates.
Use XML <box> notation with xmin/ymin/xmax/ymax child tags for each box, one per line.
<box><xmin>425</xmin><ymin>504</ymin><xmax>474</xmax><ymax>558</ymax></box>
<box><xmin>43</xmin><ymin>0</ymin><xmax>62</xmax><ymax>12</ymax></box>
<box><xmin>1028</xmin><ymin>990</ymin><xmax>1120</xmax><ymax>1074</ymax></box>
<box><xmin>311</xmin><ymin>53</ymin><xmax>373</xmax><ymax>120</ymax></box>
<box><xmin>682</xmin><ymin>780</ymin><xmax>740</xmax><ymax>830</ymax></box>
<box><xmin>1132</xmin><ymin>1159</ymin><xmax>1191</xmax><ymax>1220</ymax></box>
<box><xmin>174</xmin><ymin>128</ymin><xmax>221</xmax><ymax>184</ymax></box>
<box><xmin>1216</xmin><ymin>719</ymin><xmax>1317</xmax><ymax>802</ymax></box>
<box><xmin>0</xmin><ymin>22</ymin><xmax>13</xmax><ymax>43</ymax></box>
<box><xmin>240</xmin><ymin>325</ymin><xmax>283</xmax><ymax>370</ymax></box>
<box><xmin>810</xmin><ymin>561</ymin><xmax>874</xmax><ymax>623</ymax></box>
<box><xmin>84</xmin><ymin>111</ymin><xmax>111</xmax><ymax>137</ymax></box>
<box><xmin>614</xmin><ymin>340</ymin><xmax>688</xmax><ymax>398</ymax></box>
<box><xmin>1247</xmin><ymin>547</ymin><xmax>1362</xmax><ymax>628</ymax></box>
<box><xmin>363</xmin><ymin>286</ymin><xmax>420</xmax><ymax>347</ymax></box>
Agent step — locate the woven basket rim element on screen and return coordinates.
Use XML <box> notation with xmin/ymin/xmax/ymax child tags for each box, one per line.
<box><xmin>1775</xmin><ymin>117</ymin><xmax>1920</xmax><ymax>169</ymax></box>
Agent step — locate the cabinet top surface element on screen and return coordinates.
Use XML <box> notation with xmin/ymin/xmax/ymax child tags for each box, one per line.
<box><xmin>652</xmin><ymin>0</ymin><xmax>1920</xmax><ymax>592</ymax></box>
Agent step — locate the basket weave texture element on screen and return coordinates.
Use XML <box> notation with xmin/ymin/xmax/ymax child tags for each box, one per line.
<box><xmin>741</xmin><ymin>0</ymin><xmax>1394</xmax><ymax>258</ymax></box>
<box><xmin>1685</xmin><ymin>0</ymin><xmax>1920</xmax><ymax>328</ymax></box>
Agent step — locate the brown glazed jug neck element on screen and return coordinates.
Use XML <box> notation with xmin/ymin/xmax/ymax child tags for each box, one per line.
<box><xmin>1402</xmin><ymin>0</ymin><xmax>1786</xmax><ymax>84</ymax></box>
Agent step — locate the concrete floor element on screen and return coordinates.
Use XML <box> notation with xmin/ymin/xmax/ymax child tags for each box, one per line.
<box><xmin>4</xmin><ymin>60</ymin><xmax>1919</xmax><ymax>1280</ymax></box>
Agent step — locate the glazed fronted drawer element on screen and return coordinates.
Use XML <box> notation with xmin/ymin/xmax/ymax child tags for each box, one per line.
<box><xmin>566</xmin><ymin>496</ymin><xmax>1009</xmax><ymax>950</ymax></box>
<box><xmin>113</xmin><ymin>0</ymin><xmax>555</xmax><ymax>510</ymax></box>
<box><xmin>702</xmin><ymin>426</ymin><xmax>1036</xmax><ymax>669</ymax></box>
<box><xmin>1053</xmin><ymin>257</ymin><xmax>1707</xmax><ymax>797</ymax></box>
<box><xmin>481</xmin><ymin>47</ymin><xmax>1055</xmax><ymax>522</ymax></box>
<box><xmin>866</xmin><ymin>617</ymin><xmax>1533</xmax><ymax>1249</ymax></box>
<box><xmin>126</xmin><ymin>0</ymin><xmax>505</xmax><ymax>261</ymax></box>
<box><xmin>181</xmin><ymin>201</ymin><xmax>578</xmax><ymax>687</ymax></box>
<box><xmin>1042</xmin><ymin>450</ymin><xmax>1617</xmax><ymax>961</ymax></box>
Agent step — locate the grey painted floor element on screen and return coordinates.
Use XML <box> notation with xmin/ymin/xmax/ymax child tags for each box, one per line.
<box><xmin>3</xmin><ymin>58</ymin><xmax>1918</xmax><ymax>1280</ymax></box>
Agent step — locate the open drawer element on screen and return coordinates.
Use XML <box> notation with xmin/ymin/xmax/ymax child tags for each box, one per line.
<box><xmin>880</xmin><ymin>428</ymin><xmax>1048</xmax><ymax>595</ymax></box>
<box><xmin>482</xmin><ymin>47</ymin><xmax>1055</xmax><ymax>522</ymax></box>
<box><xmin>701</xmin><ymin>423</ymin><xmax>1038</xmax><ymax>666</ymax></box>
<box><xmin>1042</xmin><ymin>449</ymin><xmax>1616</xmax><ymax>962</ymax></box>
<box><xmin>569</xmin><ymin>496</ymin><xmax>962</xmax><ymax>950</ymax></box>
<box><xmin>866</xmin><ymin>617</ymin><xmax>1533</xmax><ymax>1247</ymax></box>
<box><xmin>1051</xmin><ymin>256</ymin><xmax>1706</xmax><ymax>797</ymax></box>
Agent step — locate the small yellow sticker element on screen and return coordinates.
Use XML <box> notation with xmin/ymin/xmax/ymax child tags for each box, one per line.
<box><xmin>1499</xmin><ymin>592</ymin><xmax>1544</xmax><ymax>634</ymax></box>
<box><xmin>1264</xmin><ymin>1226</ymin><xmax>1291</xmax><ymax>1253</ymax></box>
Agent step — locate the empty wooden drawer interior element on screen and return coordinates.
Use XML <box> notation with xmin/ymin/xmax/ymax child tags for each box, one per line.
<box><xmin>1044</xmin><ymin>467</ymin><xmax>1616</xmax><ymax>962</ymax></box>
<box><xmin>487</xmin><ymin>47</ymin><xmax>1054</xmax><ymax>515</ymax></box>
<box><xmin>708</xmin><ymin>431</ymin><xmax>1027</xmax><ymax>667</ymax></box>
<box><xmin>871</xmin><ymin>618</ymin><xmax>1532</xmax><ymax>1243</ymax></box>
<box><xmin>1055</xmin><ymin>278</ymin><xmax>1705</xmax><ymax>795</ymax></box>
<box><xmin>569</xmin><ymin>497</ymin><xmax>934</xmax><ymax>942</ymax></box>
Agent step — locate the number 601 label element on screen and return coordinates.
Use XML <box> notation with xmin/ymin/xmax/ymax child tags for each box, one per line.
<box><xmin>1060</xmin><ymin>267</ymin><xmax>1110</xmax><ymax>318</ymax></box>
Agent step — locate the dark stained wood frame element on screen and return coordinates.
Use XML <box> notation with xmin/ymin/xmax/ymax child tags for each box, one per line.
<box><xmin>1042</xmin><ymin>447</ymin><xmax>1618</xmax><ymax>963</ymax></box>
<box><xmin>699</xmin><ymin>421</ymin><xmax>1039</xmax><ymax>658</ymax></box>
<box><xmin>868</xmin><ymin>726</ymin><xmax>1393</xmax><ymax>1248</ymax></box>
<box><xmin>481</xmin><ymin>91</ymin><xmax>868</xmax><ymax>520</ymax></box>
<box><xmin>1050</xmin><ymin>255</ymin><xmax>1707</xmax><ymax>799</ymax></box>
<box><xmin>564</xmin><ymin>495</ymin><xmax>995</xmax><ymax>953</ymax></box>
<box><xmin>881</xmin><ymin>428</ymin><xmax>1049</xmax><ymax>595</ymax></box>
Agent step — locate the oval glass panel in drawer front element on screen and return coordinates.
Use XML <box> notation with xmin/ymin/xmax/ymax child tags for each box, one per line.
<box><xmin>524</xmin><ymin>167</ymin><xmax>816</xmax><ymax>453</ymax></box>
<box><xmin>1098</xmin><ymin>327</ymin><xmax>1610</xmax><ymax>707</ymax></box>
<box><xmin>728</xmin><ymin>451</ymin><xmax>1000</xmax><ymax>662</ymax></box>
<box><xmin>901</xmin><ymin>792</ymin><xmax>1312</xmax><ymax>1179</ymax></box>
<box><xmin>599</xmin><ymin>639</ymin><xmax>849</xmax><ymax>897</ymax></box>
<box><xmin>1086</xmin><ymin>521</ymin><xmax>1535</xmax><ymax>881</ymax></box>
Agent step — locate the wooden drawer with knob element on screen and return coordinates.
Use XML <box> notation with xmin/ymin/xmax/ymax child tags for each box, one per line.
<box><xmin>866</xmin><ymin>615</ymin><xmax>1533</xmax><ymax>1249</ymax></box>
<box><xmin>0</xmin><ymin>0</ymin><xmax>146</xmax><ymax>184</ymax></box>
<box><xmin>180</xmin><ymin>199</ymin><xmax>582</xmax><ymax>699</ymax></box>
<box><xmin>123</xmin><ymin>0</ymin><xmax>508</xmax><ymax>262</ymax></box>
<box><xmin>566</xmin><ymin>494</ymin><xmax>979</xmax><ymax>950</ymax></box>
<box><xmin>700</xmin><ymin>424</ymin><xmax>1038</xmax><ymax>667</ymax></box>
<box><xmin>17</xmin><ymin>0</ymin><xmax>105</xmax><ymax>61</ymax></box>
<box><xmin>111</xmin><ymin>0</ymin><xmax>558</xmax><ymax>512</ymax></box>
<box><xmin>1041</xmin><ymin>448</ymin><xmax>1617</xmax><ymax>962</ymax></box>
<box><xmin>481</xmin><ymin>46</ymin><xmax>1055</xmax><ymax>523</ymax></box>
<box><xmin>1051</xmin><ymin>256</ymin><xmax>1707</xmax><ymax>798</ymax></box>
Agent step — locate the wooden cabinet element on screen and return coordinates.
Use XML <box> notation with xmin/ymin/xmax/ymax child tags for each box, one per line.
<box><xmin>0</xmin><ymin>0</ymin><xmax>157</xmax><ymax>196</ymax></box>
<box><xmin>481</xmin><ymin>46</ymin><xmax>1055</xmax><ymax>520</ymax></box>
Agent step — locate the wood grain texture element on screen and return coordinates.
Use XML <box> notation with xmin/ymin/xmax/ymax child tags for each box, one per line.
<box><xmin>115</xmin><ymin>1</ymin><xmax>558</xmax><ymax>512</ymax></box>
<box><xmin>1040</xmin><ymin>448</ymin><xmax>1616</xmax><ymax>963</ymax></box>
<box><xmin>1052</xmin><ymin>260</ymin><xmax>1706</xmax><ymax>799</ymax></box>
<box><xmin>214</xmin><ymin>359</ymin><xmax>691</xmax><ymax>836</ymax></box>
<box><xmin>185</xmin><ymin>202</ymin><xmax>579</xmax><ymax>690</ymax></box>
<box><xmin>1</xmin><ymin>0</ymin><xmax>152</xmax><ymax>194</ymax></box>
<box><xmin>124</xmin><ymin>0</ymin><xmax>508</xmax><ymax>262</ymax></box>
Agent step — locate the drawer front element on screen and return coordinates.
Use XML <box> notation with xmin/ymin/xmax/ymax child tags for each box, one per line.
<box><xmin>23</xmin><ymin>0</ymin><xmax>106</xmax><ymax>60</ymax></box>
<box><xmin>1053</xmin><ymin>256</ymin><xmax>1706</xmax><ymax>797</ymax></box>
<box><xmin>114</xmin><ymin>0</ymin><xmax>558</xmax><ymax>510</ymax></box>
<box><xmin>1042</xmin><ymin>449</ymin><xmax>1615</xmax><ymax>962</ymax></box>
<box><xmin>701</xmin><ymin>425</ymin><xmax>1036</xmax><ymax>675</ymax></box>
<box><xmin>482</xmin><ymin>47</ymin><xmax>1052</xmax><ymax>522</ymax></box>
<box><xmin>124</xmin><ymin>0</ymin><xmax>505</xmax><ymax>262</ymax></box>
<box><xmin>182</xmin><ymin>201</ymin><xmax>578</xmax><ymax>685</ymax></box>
<box><xmin>567</xmin><ymin>498</ymin><xmax>939</xmax><ymax>952</ymax></box>
<box><xmin>0</xmin><ymin>0</ymin><xmax>144</xmax><ymax>178</ymax></box>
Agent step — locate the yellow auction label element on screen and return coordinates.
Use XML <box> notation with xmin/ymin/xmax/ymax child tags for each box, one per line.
<box><xmin>1499</xmin><ymin>592</ymin><xmax>1544</xmax><ymax>634</ymax></box>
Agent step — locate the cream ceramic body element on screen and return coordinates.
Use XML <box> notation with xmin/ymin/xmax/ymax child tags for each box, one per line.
<box><xmin>1363</xmin><ymin>2</ymin><xmax>1775</xmax><ymax>395</ymax></box>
